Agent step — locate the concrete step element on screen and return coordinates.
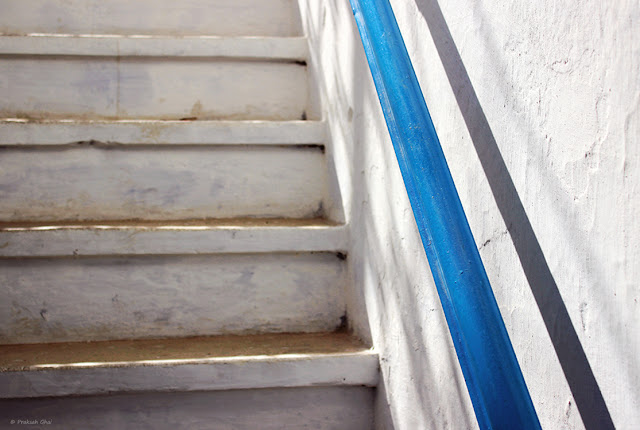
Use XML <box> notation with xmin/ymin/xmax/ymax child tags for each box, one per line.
<box><xmin>0</xmin><ymin>0</ymin><xmax>302</xmax><ymax>37</ymax></box>
<box><xmin>0</xmin><ymin>332</ymin><xmax>378</xmax><ymax>398</ymax></box>
<box><xmin>0</xmin><ymin>251</ymin><xmax>347</xmax><ymax>344</ymax></box>
<box><xmin>0</xmin><ymin>219</ymin><xmax>347</xmax><ymax>257</ymax></box>
<box><xmin>0</xmin><ymin>144</ymin><xmax>327</xmax><ymax>222</ymax></box>
<box><xmin>0</xmin><ymin>119</ymin><xmax>332</xmax><ymax>221</ymax></box>
<box><xmin>0</xmin><ymin>219</ymin><xmax>347</xmax><ymax>343</ymax></box>
<box><xmin>0</xmin><ymin>36</ymin><xmax>313</xmax><ymax>121</ymax></box>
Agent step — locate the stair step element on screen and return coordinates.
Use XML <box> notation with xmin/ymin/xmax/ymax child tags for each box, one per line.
<box><xmin>0</xmin><ymin>55</ymin><xmax>310</xmax><ymax>121</ymax></box>
<box><xmin>0</xmin><ymin>332</ymin><xmax>378</xmax><ymax>398</ymax></box>
<box><xmin>0</xmin><ymin>0</ymin><xmax>301</xmax><ymax>37</ymax></box>
<box><xmin>0</xmin><ymin>144</ymin><xmax>328</xmax><ymax>221</ymax></box>
<box><xmin>0</xmin><ymin>119</ymin><xmax>325</xmax><ymax>145</ymax></box>
<box><xmin>0</xmin><ymin>219</ymin><xmax>347</xmax><ymax>256</ymax></box>
<box><xmin>0</xmin><ymin>35</ymin><xmax>308</xmax><ymax>60</ymax></box>
<box><xmin>0</xmin><ymin>250</ymin><xmax>347</xmax><ymax>343</ymax></box>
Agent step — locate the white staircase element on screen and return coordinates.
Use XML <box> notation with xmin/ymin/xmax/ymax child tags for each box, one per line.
<box><xmin>0</xmin><ymin>1</ymin><xmax>377</xmax><ymax>428</ymax></box>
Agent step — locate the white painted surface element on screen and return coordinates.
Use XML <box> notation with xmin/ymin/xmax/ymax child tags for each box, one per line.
<box><xmin>386</xmin><ymin>0</ymin><xmax>640</xmax><ymax>428</ymax></box>
<box><xmin>0</xmin><ymin>351</ymin><xmax>378</xmax><ymax>398</ymax></box>
<box><xmin>0</xmin><ymin>120</ymin><xmax>325</xmax><ymax>146</ymax></box>
<box><xmin>0</xmin><ymin>57</ymin><xmax>309</xmax><ymax>120</ymax></box>
<box><xmin>0</xmin><ymin>0</ymin><xmax>301</xmax><ymax>37</ymax></box>
<box><xmin>299</xmin><ymin>1</ymin><xmax>477</xmax><ymax>428</ymax></box>
<box><xmin>0</xmin><ymin>253</ymin><xmax>346</xmax><ymax>343</ymax></box>
<box><xmin>0</xmin><ymin>387</ymin><xmax>374</xmax><ymax>429</ymax></box>
<box><xmin>0</xmin><ymin>221</ymin><xmax>347</xmax><ymax>257</ymax></box>
<box><xmin>301</xmin><ymin>0</ymin><xmax>640</xmax><ymax>429</ymax></box>
<box><xmin>0</xmin><ymin>35</ymin><xmax>308</xmax><ymax>60</ymax></box>
<box><xmin>0</xmin><ymin>146</ymin><xmax>326</xmax><ymax>221</ymax></box>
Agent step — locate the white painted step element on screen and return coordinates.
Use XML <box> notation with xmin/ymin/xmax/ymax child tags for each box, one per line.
<box><xmin>0</xmin><ymin>119</ymin><xmax>325</xmax><ymax>145</ymax></box>
<box><xmin>0</xmin><ymin>252</ymin><xmax>347</xmax><ymax>344</ymax></box>
<box><xmin>0</xmin><ymin>35</ymin><xmax>308</xmax><ymax>60</ymax></box>
<box><xmin>0</xmin><ymin>55</ymin><xmax>310</xmax><ymax>121</ymax></box>
<box><xmin>0</xmin><ymin>145</ymin><xmax>327</xmax><ymax>221</ymax></box>
<box><xmin>0</xmin><ymin>332</ymin><xmax>378</xmax><ymax>398</ymax></box>
<box><xmin>0</xmin><ymin>387</ymin><xmax>374</xmax><ymax>430</ymax></box>
<box><xmin>0</xmin><ymin>219</ymin><xmax>347</xmax><ymax>257</ymax></box>
<box><xmin>0</xmin><ymin>0</ymin><xmax>302</xmax><ymax>37</ymax></box>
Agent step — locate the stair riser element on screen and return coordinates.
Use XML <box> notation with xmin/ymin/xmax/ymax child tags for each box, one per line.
<box><xmin>0</xmin><ymin>387</ymin><xmax>374</xmax><ymax>430</ymax></box>
<box><xmin>0</xmin><ymin>57</ymin><xmax>309</xmax><ymax>121</ymax></box>
<box><xmin>0</xmin><ymin>146</ymin><xmax>326</xmax><ymax>221</ymax></box>
<box><xmin>0</xmin><ymin>253</ymin><xmax>346</xmax><ymax>344</ymax></box>
<box><xmin>0</xmin><ymin>0</ymin><xmax>301</xmax><ymax>37</ymax></box>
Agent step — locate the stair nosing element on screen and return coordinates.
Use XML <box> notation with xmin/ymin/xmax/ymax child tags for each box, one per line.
<box><xmin>0</xmin><ymin>333</ymin><xmax>378</xmax><ymax>398</ymax></box>
<box><xmin>7</xmin><ymin>350</ymin><xmax>377</xmax><ymax>372</ymax></box>
<box><xmin>0</xmin><ymin>34</ymin><xmax>309</xmax><ymax>60</ymax></box>
<box><xmin>0</xmin><ymin>120</ymin><xmax>326</xmax><ymax>145</ymax></box>
<box><xmin>0</xmin><ymin>220</ymin><xmax>348</xmax><ymax>256</ymax></box>
<box><xmin>0</xmin><ymin>353</ymin><xmax>379</xmax><ymax>398</ymax></box>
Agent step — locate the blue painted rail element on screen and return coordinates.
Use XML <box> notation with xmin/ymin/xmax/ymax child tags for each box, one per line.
<box><xmin>348</xmin><ymin>0</ymin><xmax>541</xmax><ymax>428</ymax></box>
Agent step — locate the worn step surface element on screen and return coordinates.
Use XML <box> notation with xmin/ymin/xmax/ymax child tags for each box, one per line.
<box><xmin>0</xmin><ymin>332</ymin><xmax>378</xmax><ymax>398</ymax></box>
<box><xmin>0</xmin><ymin>144</ymin><xmax>327</xmax><ymax>221</ymax></box>
<box><xmin>0</xmin><ymin>251</ymin><xmax>347</xmax><ymax>344</ymax></box>
<box><xmin>0</xmin><ymin>119</ymin><xmax>331</xmax><ymax>221</ymax></box>
<box><xmin>0</xmin><ymin>0</ymin><xmax>302</xmax><ymax>37</ymax></box>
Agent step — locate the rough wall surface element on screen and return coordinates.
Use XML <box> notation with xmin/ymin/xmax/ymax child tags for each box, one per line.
<box><xmin>300</xmin><ymin>0</ymin><xmax>639</xmax><ymax>429</ymax></box>
<box><xmin>299</xmin><ymin>0</ymin><xmax>477</xmax><ymax>428</ymax></box>
<box><xmin>390</xmin><ymin>0</ymin><xmax>639</xmax><ymax>428</ymax></box>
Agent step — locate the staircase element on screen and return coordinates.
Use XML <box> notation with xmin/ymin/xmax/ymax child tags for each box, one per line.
<box><xmin>0</xmin><ymin>1</ymin><xmax>377</xmax><ymax>427</ymax></box>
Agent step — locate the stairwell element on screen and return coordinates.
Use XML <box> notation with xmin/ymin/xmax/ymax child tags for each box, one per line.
<box><xmin>0</xmin><ymin>1</ymin><xmax>378</xmax><ymax>428</ymax></box>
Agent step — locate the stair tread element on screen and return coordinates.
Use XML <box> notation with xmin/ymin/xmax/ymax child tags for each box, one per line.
<box><xmin>0</xmin><ymin>332</ymin><xmax>366</xmax><ymax>371</ymax></box>
<box><xmin>0</xmin><ymin>217</ymin><xmax>340</xmax><ymax>230</ymax></box>
<box><xmin>0</xmin><ymin>119</ymin><xmax>326</xmax><ymax>145</ymax></box>
<box><xmin>0</xmin><ymin>218</ymin><xmax>347</xmax><ymax>256</ymax></box>
<box><xmin>0</xmin><ymin>34</ymin><xmax>308</xmax><ymax>59</ymax></box>
<box><xmin>0</xmin><ymin>332</ymin><xmax>378</xmax><ymax>398</ymax></box>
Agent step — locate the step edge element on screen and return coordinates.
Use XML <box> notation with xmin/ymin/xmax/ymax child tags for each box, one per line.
<box><xmin>0</xmin><ymin>351</ymin><xmax>379</xmax><ymax>398</ymax></box>
<box><xmin>0</xmin><ymin>120</ymin><xmax>327</xmax><ymax>145</ymax></box>
<box><xmin>0</xmin><ymin>35</ymin><xmax>308</xmax><ymax>59</ymax></box>
<box><xmin>4</xmin><ymin>350</ymin><xmax>377</xmax><ymax>372</ymax></box>
<box><xmin>0</xmin><ymin>223</ymin><xmax>349</xmax><ymax>256</ymax></box>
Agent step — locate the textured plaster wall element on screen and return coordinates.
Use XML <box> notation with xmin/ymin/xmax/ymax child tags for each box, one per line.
<box><xmin>300</xmin><ymin>0</ymin><xmax>639</xmax><ymax>429</ymax></box>
<box><xmin>389</xmin><ymin>0</ymin><xmax>639</xmax><ymax>428</ymax></box>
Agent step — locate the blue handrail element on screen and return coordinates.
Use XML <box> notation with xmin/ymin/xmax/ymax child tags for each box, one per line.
<box><xmin>348</xmin><ymin>0</ymin><xmax>541</xmax><ymax>428</ymax></box>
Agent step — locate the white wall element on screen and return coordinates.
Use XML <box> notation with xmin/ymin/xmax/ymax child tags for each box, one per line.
<box><xmin>299</xmin><ymin>0</ymin><xmax>477</xmax><ymax>428</ymax></box>
<box><xmin>391</xmin><ymin>0</ymin><xmax>639</xmax><ymax>428</ymax></box>
<box><xmin>300</xmin><ymin>0</ymin><xmax>639</xmax><ymax>429</ymax></box>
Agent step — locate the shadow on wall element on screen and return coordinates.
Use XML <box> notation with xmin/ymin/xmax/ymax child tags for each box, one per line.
<box><xmin>412</xmin><ymin>0</ymin><xmax>614</xmax><ymax>429</ymax></box>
